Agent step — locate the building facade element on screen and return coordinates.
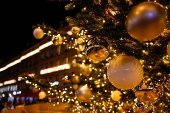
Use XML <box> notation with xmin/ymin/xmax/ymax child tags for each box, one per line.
<box><xmin>0</xmin><ymin>34</ymin><xmax>78</xmax><ymax>102</ymax></box>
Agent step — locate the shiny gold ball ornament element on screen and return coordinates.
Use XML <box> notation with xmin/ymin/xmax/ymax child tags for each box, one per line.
<box><xmin>85</xmin><ymin>37</ymin><xmax>109</xmax><ymax>63</ymax></box>
<box><xmin>80</xmin><ymin>64</ymin><xmax>92</xmax><ymax>76</ymax></box>
<box><xmin>111</xmin><ymin>90</ymin><xmax>122</xmax><ymax>101</ymax></box>
<box><xmin>72</xmin><ymin>75</ymin><xmax>80</xmax><ymax>84</ymax></box>
<box><xmin>71</xmin><ymin>26</ymin><xmax>80</xmax><ymax>34</ymax></box>
<box><xmin>134</xmin><ymin>85</ymin><xmax>163</xmax><ymax>103</ymax></box>
<box><xmin>107</xmin><ymin>55</ymin><xmax>143</xmax><ymax>90</ymax></box>
<box><xmin>75</xmin><ymin>85</ymin><xmax>92</xmax><ymax>102</ymax></box>
<box><xmin>33</xmin><ymin>27</ymin><xmax>44</xmax><ymax>39</ymax></box>
<box><xmin>73</xmin><ymin>84</ymin><xmax>79</xmax><ymax>90</ymax></box>
<box><xmin>51</xmin><ymin>34</ymin><xmax>63</xmax><ymax>45</ymax></box>
<box><xmin>39</xmin><ymin>91</ymin><xmax>46</xmax><ymax>99</ymax></box>
<box><xmin>167</xmin><ymin>41</ymin><xmax>170</xmax><ymax>57</ymax></box>
<box><xmin>125</xmin><ymin>1</ymin><xmax>167</xmax><ymax>41</ymax></box>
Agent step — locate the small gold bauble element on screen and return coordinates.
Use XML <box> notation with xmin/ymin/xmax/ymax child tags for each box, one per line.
<box><xmin>33</xmin><ymin>28</ymin><xmax>44</xmax><ymax>39</ymax></box>
<box><xmin>39</xmin><ymin>91</ymin><xmax>46</xmax><ymax>99</ymax></box>
<box><xmin>80</xmin><ymin>65</ymin><xmax>92</xmax><ymax>76</ymax></box>
<box><xmin>75</xmin><ymin>85</ymin><xmax>92</xmax><ymax>102</ymax></box>
<box><xmin>72</xmin><ymin>75</ymin><xmax>80</xmax><ymax>84</ymax></box>
<box><xmin>73</xmin><ymin>84</ymin><xmax>79</xmax><ymax>90</ymax></box>
<box><xmin>71</xmin><ymin>27</ymin><xmax>80</xmax><ymax>34</ymax></box>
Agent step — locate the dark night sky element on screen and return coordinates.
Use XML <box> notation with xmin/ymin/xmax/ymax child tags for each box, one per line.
<box><xmin>1</xmin><ymin>0</ymin><xmax>78</xmax><ymax>63</ymax></box>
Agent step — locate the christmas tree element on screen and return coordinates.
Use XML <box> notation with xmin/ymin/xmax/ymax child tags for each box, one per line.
<box><xmin>24</xmin><ymin>0</ymin><xmax>170</xmax><ymax>112</ymax></box>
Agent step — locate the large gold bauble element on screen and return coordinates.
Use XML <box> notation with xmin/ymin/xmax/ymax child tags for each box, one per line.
<box><xmin>75</xmin><ymin>85</ymin><xmax>92</xmax><ymax>102</ymax></box>
<box><xmin>167</xmin><ymin>41</ymin><xmax>170</xmax><ymax>57</ymax></box>
<box><xmin>107</xmin><ymin>55</ymin><xmax>143</xmax><ymax>90</ymax></box>
<box><xmin>33</xmin><ymin>28</ymin><xmax>44</xmax><ymax>39</ymax></box>
<box><xmin>125</xmin><ymin>1</ymin><xmax>167</xmax><ymax>41</ymax></box>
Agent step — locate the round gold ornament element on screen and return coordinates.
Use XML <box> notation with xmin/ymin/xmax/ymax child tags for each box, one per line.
<box><xmin>80</xmin><ymin>65</ymin><xmax>92</xmax><ymax>76</ymax></box>
<box><xmin>73</xmin><ymin>84</ymin><xmax>79</xmax><ymax>90</ymax></box>
<box><xmin>167</xmin><ymin>41</ymin><xmax>170</xmax><ymax>57</ymax></box>
<box><xmin>111</xmin><ymin>90</ymin><xmax>122</xmax><ymax>101</ymax></box>
<box><xmin>125</xmin><ymin>1</ymin><xmax>167</xmax><ymax>41</ymax></box>
<box><xmin>39</xmin><ymin>91</ymin><xmax>46</xmax><ymax>99</ymax></box>
<box><xmin>33</xmin><ymin>28</ymin><xmax>44</xmax><ymax>39</ymax></box>
<box><xmin>85</xmin><ymin>37</ymin><xmax>109</xmax><ymax>63</ymax></box>
<box><xmin>107</xmin><ymin>55</ymin><xmax>143</xmax><ymax>90</ymax></box>
<box><xmin>134</xmin><ymin>85</ymin><xmax>163</xmax><ymax>103</ymax></box>
<box><xmin>72</xmin><ymin>75</ymin><xmax>80</xmax><ymax>84</ymax></box>
<box><xmin>71</xmin><ymin>26</ymin><xmax>80</xmax><ymax>34</ymax></box>
<box><xmin>75</xmin><ymin>85</ymin><xmax>92</xmax><ymax>102</ymax></box>
<box><xmin>51</xmin><ymin>34</ymin><xmax>63</xmax><ymax>45</ymax></box>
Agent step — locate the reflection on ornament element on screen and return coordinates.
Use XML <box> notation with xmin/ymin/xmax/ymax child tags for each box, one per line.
<box><xmin>167</xmin><ymin>42</ymin><xmax>170</xmax><ymax>57</ymax></box>
<box><xmin>80</xmin><ymin>65</ymin><xmax>92</xmax><ymax>76</ymax></box>
<box><xmin>85</xmin><ymin>37</ymin><xmax>109</xmax><ymax>63</ymax></box>
<box><xmin>125</xmin><ymin>1</ymin><xmax>167</xmax><ymax>41</ymax></box>
<box><xmin>73</xmin><ymin>84</ymin><xmax>79</xmax><ymax>90</ymax></box>
<box><xmin>77</xmin><ymin>38</ymin><xmax>85</xmax><ymax>45</ymax></box>
<box><xmin>72</xmin><ymin>75</ymin><xmax>80</xmax><ymax>84</ymax></box>
<box><xmin>62</xmin><ymin>76</ymin><xmax>70</xmax><ymax>84</ymax></box>
<box><xmin>86</xmin><ymin>45</ymin><xmax>109</xmax><ymax>63</ymax></box>
<box><xmin>133</xmin><ymin>102</ymin><xmax>153</xmax><ymax>113</ymax></box>
<box><xmin>75</xmin><ymin>85</ymin><xmax>92</xmax><ymax>102</ymax></box>
<box><xmin>39</xmin><ymin>91</ymin><xmax>46</xmax><ymax>99</ymax></box>
<box><xmin>111</xmin><ymin>90</ymin><xmax>122</xmax><ymax>101</ymax></box>
<box><xmin>135</xmin><ymin>87</ymin><xmax>163</xmax><ymax>103</ymax></box>
<box><xmin>33</xmin><ymin>28</ymin><xmax>44</xmax><ymax>39</ymax></box>
<box><xmin>71</xmin><ymin>27</ymin><xmax>80</xmax><ymax>34</ymax></box>
<box><xmin>107</xmin><ymin>55</ymin><xmax>143</xmax><ymax>90</ymax></box>
<box><xmin>51</xmin><ymin>34</ymin><xmax>63</xmax><ymax>45</ymax></box>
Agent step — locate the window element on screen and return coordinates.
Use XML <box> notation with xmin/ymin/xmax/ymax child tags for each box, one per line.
<box><xmin>57</xmin><ymin>45</ymin><xmax>61</xmax><ymax>54</ymax></box>
<box><xmin>41</xmin><ymin>53</ymin><xmax>44</xmax><ymax>59</ymax></box>
<box><xmin>56</xmin><ymin>60</ymin><xmax>60</xmax><ymax>66</ymax></box>
<box><xmin>65</xmin><ymin>57</ymin><xmax>68</xmax><ymax>64</ymax></box>
<box><xmin>46</xmin><ymin>51</ymin><xmax>49</xmax><ymax>57</ymax></box>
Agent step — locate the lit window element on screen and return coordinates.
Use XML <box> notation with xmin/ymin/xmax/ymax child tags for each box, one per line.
<box><xmin>57</xmin><ymin>45</ymin><xmax>61</xmax><ymax>54</ymax></box>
